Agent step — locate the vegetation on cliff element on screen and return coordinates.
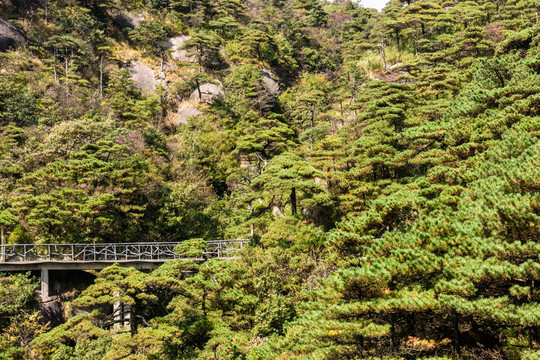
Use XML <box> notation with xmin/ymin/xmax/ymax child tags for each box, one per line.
<box><xmin>0</xmin><ymin>0</ymin><xmax>539</xmax><ymax>358</ymax></box>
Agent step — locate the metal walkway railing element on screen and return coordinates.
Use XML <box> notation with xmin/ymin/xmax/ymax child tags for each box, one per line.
<box><xmin>0</xmin><ymin>239</ymin><xmax>249</xmax><ymax>263</ymax></box>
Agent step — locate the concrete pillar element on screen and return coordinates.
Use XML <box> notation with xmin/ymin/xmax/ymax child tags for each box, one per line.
<box><xmin>41</xmin><ymin>268</ymin><xmax>49</xmax><ymax>301</ymax></box>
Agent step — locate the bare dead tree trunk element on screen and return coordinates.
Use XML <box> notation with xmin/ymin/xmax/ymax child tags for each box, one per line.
<box><xmin>53</xmin><ymin>47</ymin><xmax>58</xmax><ymax>82</ymax></box>
<box><xmin>65</xmin><ymin>55</ymin><xmax>69</xmax><ymax>94</ymax></box>
<box><xmin>99</xmin><ymin>55</ymin><xmax>103</xmax><ymax>98</ymax></box>
<box><xmin>290</xmin><ymin>187</ymin><xmax>297</xmax><ymax>216</ymax></box>
<box><xmin>195</xmin><ymin>78</ymin><xmax>202</xmax><ymax>101</ymax></box>
<box><xmin>1</xmin><ymin>224</ymin><xmax>5</xmax><ymax>262</ymax></box>
<box><xmin>381</xmin><ymin>27</ymin><xmax>387</xmax><ymax>71</ymax></box>
<box><xmin>248</xmin><ymin>204</ymin><xmax>254</xmax><ymax>237</ymax></box>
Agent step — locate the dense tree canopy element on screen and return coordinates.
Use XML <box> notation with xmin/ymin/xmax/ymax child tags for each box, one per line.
<box><xmin>0</xmin><ymin>0</ymin><xmax>539</xmax><ymax>358</ymax></box>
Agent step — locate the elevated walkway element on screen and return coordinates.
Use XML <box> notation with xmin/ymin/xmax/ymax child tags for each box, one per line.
<box><xmin>0</xmin><ymin>239</ymin><xmax>249</xmax><ymax>300</ymax></box>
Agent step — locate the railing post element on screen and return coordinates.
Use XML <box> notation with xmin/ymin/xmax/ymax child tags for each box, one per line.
<box><xmin>48</xmin><ymin>244</ymin><xmax>51</xmax><ymax>261</ymax></box>
<box><xmin>23</xmin><ymin>244</ymin><xmax>26</xmax><ymax>262</ymax></box>
<box><xmin>71</xmin><ymin>245</ymin><xmax>74</xmax><ymax>261</ymax></box>
<box><xmin>94</xmin><ymin>244</ymin><xmax>96</xmax><ymax>261</ymax></box>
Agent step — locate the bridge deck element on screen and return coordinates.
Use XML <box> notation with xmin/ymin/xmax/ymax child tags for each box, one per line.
<box><xmin>0</xmin><ymin>240</ymin><xmax>248</xmax><ymax>271</ymax></box>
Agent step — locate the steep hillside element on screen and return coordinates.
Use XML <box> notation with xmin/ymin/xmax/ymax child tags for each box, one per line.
<box><xmin>0</xmin><ymin>0</ymin><xmax>539</xmax><ymax>358</ymax></box>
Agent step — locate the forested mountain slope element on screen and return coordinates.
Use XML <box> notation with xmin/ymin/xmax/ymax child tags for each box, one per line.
<box><xmin>0</xmin><ymin>0</ymin><xmax>539</xmax><ymax>358</ymax></box>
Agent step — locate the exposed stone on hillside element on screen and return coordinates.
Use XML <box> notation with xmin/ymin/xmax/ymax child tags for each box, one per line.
<box><xmin>190</xmin><ymin>83</ymin><xmax>224</xmax><ymax>104</ymax></box>
<box><xmin>112</xmin><ymin>11</ymin><xmax>146</xmax><ymax>29</ymax></box>
<box><xmin>376</xmin><ymin>63</ymin><xmax>411</xmax><ymax>83</ymax></box>
<box><xmin>0</xmin><ymin>18</ymin><xmax>25</xmax><ymax>52</ymax></box>
<box><xmin>165</xmin><ymin>36</ymin><xmax>195</xmax><ymax>62</ymax></box>
<box><xmin>174</xmin><ymin>107</ymin><xmax>201</xmax><ymax>125</ymax></box>
<box><xmin>128</xmin><ymin>61</ymin><xmax>157</xmax><ymax>94</ymax></box>
<box><xmin>260</xmin><ymin>70</ymin><xmax>281</xmax><ymax>100</ymax></box>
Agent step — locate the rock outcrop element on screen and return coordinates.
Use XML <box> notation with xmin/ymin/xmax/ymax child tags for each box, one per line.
<box><xmin>190</xmin><ymin>83</ymin><xmax>224</xmax><ymax>104</ymax></box>
<box><xmin>0</xmin><ymin>18</ymin><xmax>25</xmax><ymax>52</ymax></box>
<box><xmin>174</xmin><ymin>107</ymin><xmax>201</xmax><ymax>125</ymax></box>
<box><xmin>112</xmin><ymin>12</ymin><xmax>146</xmax><ymax>29</ymax></box>
<box><xmin>128</xmin><ymin>61</ymin><xmax>157</xmax><ymax>94</ymax></box>
<box><xmin>165</xmin><ymin>36</ymin><xmax>195</xmax><ymax>62</ymax></box>
<box><xmin>260</xmin><ymin>70</ymin><xmax>281</xmax><ymax>100</ymax></box>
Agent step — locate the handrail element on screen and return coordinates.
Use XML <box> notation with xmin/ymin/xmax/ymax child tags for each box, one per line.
<box><xmin>0</xmin><ymin>239</ymin><xmax>249</xmax><ymax>263</ymax></box>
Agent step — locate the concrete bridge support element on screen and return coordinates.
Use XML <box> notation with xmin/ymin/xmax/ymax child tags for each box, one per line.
<box><xmin>41</xmin><ymin>268</ymin><xmax>49</xmax><ymax>301</ymax></box>
<box><xmin>0</xmin><ymin>239</ymin><xmax>248</xmax><ymax>328</ymax></box>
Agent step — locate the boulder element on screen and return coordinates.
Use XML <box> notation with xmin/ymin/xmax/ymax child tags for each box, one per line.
<box><xmin>174</xmin><ymin>107</ymin><xmax>201</xmax><ymax>125</ymax></box>
<box><xmin>0</xmin><ymin>18</ymin><xmax>25</xmax><ymax>52</ymax></box>
<box><xmin>128</xmin><ymin>61</ymin><xmax>157</xmax><ymax>94</ymax></box>
<box><xmin>112</xmin><ymin>12</ymin><xmax>146</xmax><ymax>29</ymax></box>
<box><xmin>165</xmin><ymin>36</ymin><xmax>195</xmax><ymax>62</ymax></box>
<box><xmin>190</xmin><ymin>83</ymin><xmax>224</xmax><ymax>104</ymax></box>
<box><xmin>260</xmin><ymin>70</ymin><xmax>281</xmax><ymax>100</ymax></box>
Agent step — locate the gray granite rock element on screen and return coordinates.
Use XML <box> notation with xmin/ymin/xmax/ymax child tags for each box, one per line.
<box><xmin>174</xmin><ymin>107</ymin><xmax>201</xmax><ymax>125</ymax></box>
<box><xmin>260</xmin><ymin>70</ymin><xmax>281</xmax><ymax>99</ymax></box>
<box><xmin>190</xmin><ymin>83</ymin><xmax>224</xmax><ymax>104</ymax></box>
<box><xmin>112</xmin><ymin>12</ymin><xmax>146</xmax><ymax>29</ymax></box>
<box><xmin>128</xmin><ymin>61</ymin><xmax>157</xmax><ymax>94</ymax></box>
<box><xmin>0</xmin><ymin>18</ymin><xmax>25</xmax><ymax>52</ymax></box>
<box><xmin>165</xmin><ymin>36</ymin><xmax>195</xmax><ymax>62</ymax></box>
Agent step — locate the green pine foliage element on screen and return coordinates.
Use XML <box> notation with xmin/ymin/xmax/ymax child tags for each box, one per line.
<box><xmin>0</xmin><ymin>0</ymin><xmax>539</xmax><ymax>358</ymax></box>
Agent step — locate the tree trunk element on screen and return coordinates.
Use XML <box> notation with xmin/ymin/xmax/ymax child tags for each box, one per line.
<box><xmin>197</xmin><ymin>44</ymin><xmax>202</xmax><ymax>71</ymax></box>
<box><xmin>395</xmin><ymin>28</ymin><xmax>400</xmax><ymax>52</ymax></box>
<box><xmin>453</xmin><ymin>311</ymin><xmax>461</xmax><ymax>356</ymax></box>
<box><xmin>130</xmin><ymin>305</ymin><xmax>136</xmax><ymax>336</ymax></box>
<box><xmin>390</xmin><ymin>313</ymin><xmax>397</xmax><ymax>350</ymax></box>
<box><xmin>53</xmin><ymin>47</ymin><xmax>58</xmax><ymax>82</ymax></box>
<box><xmin>381</xmin><ymin>27</ymin><xmax>387</xmax><ymax>71</ymax></box>
<box><xmin>99</xmin><ymin>55</ymin><xmax>103</xmax><ymax>98</ymax></box>
<box><xmin>248</xmin><ymin>204</ymin><xmax>254</xmax><ymax>237</ymax></box>
<box><xmin>1</xmin><ymin>224</ymin><xmax>5</xmax><ymax>246</ymax></box>
<box><xmin>1</xmin><ymin>224</ymin><xmax>5</xmax><ymax>262</ymax></box>
<box><xmin>414</xmin><ymin>27</ymin><xmax>419</xmax><ymax>56</ymax></box>
<box><xmin>195</xmin><ymin>78</ymin><xmax>202</xmax><ymax>101</ymax></box>
<box><xmin>290</xmin><ymin>187</ymin><xmax>297</xmax><ymax>215</ymax></box>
